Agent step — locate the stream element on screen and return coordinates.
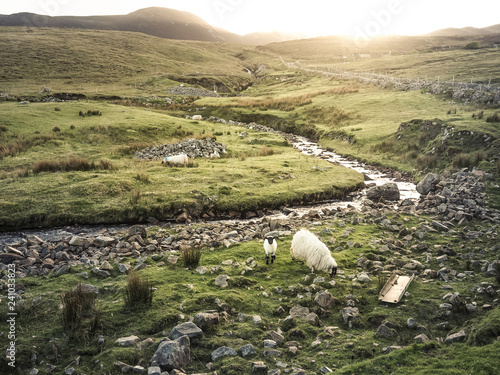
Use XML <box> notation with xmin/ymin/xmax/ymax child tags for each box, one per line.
<box><xmin>0</xmin><ymin>136</ymin><xmax>419</xmax><ymax>245</ymax></box>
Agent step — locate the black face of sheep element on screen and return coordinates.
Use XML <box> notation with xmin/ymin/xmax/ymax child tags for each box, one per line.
<box><xmin>264</xmin><ymin>236</ymin><xmax>277</xmax><ymax>264</ymax></box>
<box><xmin>330</xmin><ymin>266</ymin><xmax>337</xmax><ymax>278</ymax></box>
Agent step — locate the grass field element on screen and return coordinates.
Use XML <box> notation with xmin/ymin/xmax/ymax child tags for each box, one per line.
<box><xmin>1</xmin><ymin>213</ymin><xmax>499</xmax><ymax>374</ymax></box>
<box><xmin>0</xmin><ymin>100</ymin><xmax>364</xmax><ymax>229</ymax></box>
<box><xmin>0</xmin><ymin>27</ymin><xmax>254</xmax><ymax>97</ymax></box>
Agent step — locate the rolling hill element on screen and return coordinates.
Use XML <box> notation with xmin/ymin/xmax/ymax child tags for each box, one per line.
<box><xmin>428</xmin><ymin>23</ymin><xmax>500</xmax><ymax>36</ymax></box>
<box><xmin>0</xmin><ymin>7</ymin><xmax>242</xmax><ymax>43</ymax></box>
<box><xmin>0</xmin><ymin>7</ymin><xmax>297</xmax><ymax>45</ymax></box>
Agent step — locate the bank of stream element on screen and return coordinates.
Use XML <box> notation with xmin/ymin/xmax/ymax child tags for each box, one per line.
<box><xmin>0</xmin><ymin>122</ymin><xmax>419</xmax><ymax>245</ymax></box>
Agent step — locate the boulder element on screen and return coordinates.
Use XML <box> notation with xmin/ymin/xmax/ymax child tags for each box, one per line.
<box><xmin>366</xmin><ymin>183</ymin><xmax>400</xmax><ymax>201</ymax></box>
<box><xmin>150</xmin><ymin>335</ymin><xmax>190</xmax><ymax>371</ymax></box>
<box><xmin>416</xmin><ymin>173</ymin><xmax>440</xmax><ymax>195</ymax></box>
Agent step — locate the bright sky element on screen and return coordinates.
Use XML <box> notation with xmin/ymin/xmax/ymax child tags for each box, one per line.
<box><xmin>1</xmin><ymin>0</ymin><xmax>498</xmax><ymax>37</ymax></box>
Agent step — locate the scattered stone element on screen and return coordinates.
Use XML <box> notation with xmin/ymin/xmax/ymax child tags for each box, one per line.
<box><xmin>115</xmin><ymin>336</ymin><xmax>140</xmax><ymax>347</ymax></box>
<box><xmin>445</xmin><ymin>330</ymin><xmax>466</xmax><ymax>343</ymax></box>
<box><xmin>211</xmin><ymin>346</ymin><xmax>237</xmax><ymax>361</ymax></box>
<box><xmin>376</xmin><ymin>324</ymin><xmax>397</xmax><ymax>338</ymax></box>
<box><xmin>169</xmin><ymin>322</ymin><xmax>203</xmax><ymax>340</ymax></box>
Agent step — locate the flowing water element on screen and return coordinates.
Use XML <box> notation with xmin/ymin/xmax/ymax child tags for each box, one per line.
<box><xmin>0</xmin><ymin>136</ymin><xmax>419</xmax><ymax>244</ymax></box>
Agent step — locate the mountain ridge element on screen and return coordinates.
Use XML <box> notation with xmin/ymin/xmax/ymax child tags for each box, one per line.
<box><xmin>0</xmin><ymin>7</ymin><xmax>297</xmax><ymax>45</ymax></box>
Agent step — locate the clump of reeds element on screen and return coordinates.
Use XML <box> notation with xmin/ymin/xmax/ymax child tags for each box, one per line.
<box><xmin>124</xmin><ymin>271</ymin><xmax>153</xmax><ymax>309</ymax></box>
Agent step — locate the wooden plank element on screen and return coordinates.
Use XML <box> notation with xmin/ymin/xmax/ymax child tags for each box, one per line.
<box><xmin>379</xmin><ymin>272</ymin><xmax>414</xmax><ymax>304</ymax></box>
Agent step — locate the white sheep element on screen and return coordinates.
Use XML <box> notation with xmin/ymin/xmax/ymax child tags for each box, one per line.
<box><xmin>192</xmin><ymin>115</ymin><xmax>203</xmax><ymax>121</ymax></box>
<box><xmin>162</xmin><ymin>154</ymin><xmax>189</xmax><ymax>166</ymax></box>
<box><xmin>263</xmin><ymin>236</ymin><xmax>277</xmax><ymax>264</ymax></box>
<box><xmin>290</xmin><ymin>228</ymin><xmax>337</xmax><ymax>277</ymax></box>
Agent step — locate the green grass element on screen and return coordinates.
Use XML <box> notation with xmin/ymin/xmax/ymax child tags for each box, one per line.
<box><xmin>1</xmin><ymin>214</ymin><xmax>499</xmax><ymax>374</ymax></box>
<box><xmin>0</xmin><ymin>27</ymin><xmax>253</xmax><ymax>97</ymax></box>
<box><xmin>0</xmin><ymin>100</ymin><xmax>364</xmax><ymax>229</ymax></box>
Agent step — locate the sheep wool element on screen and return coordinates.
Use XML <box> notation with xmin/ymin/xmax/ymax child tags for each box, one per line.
<box><xmin>290</xmin><ymin>228</ymin><xmax>337</xmax><ymax>277</ymax></box>
<box><xmin>263</xmin><ymin>236</ymin><xmax>277</xmax><ymax>264</ymax></box>
<box><xmin>162</xmin><ymin>154</ymin><xmax>189</xmax><ymax>165</ymax></box>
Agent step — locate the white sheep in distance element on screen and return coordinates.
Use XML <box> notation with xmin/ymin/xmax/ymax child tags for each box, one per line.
<box><xmin>263</xmin><ymin>236</ymin><xmax>277</xmax><ymax>264</ymax></box>
<box><xmin>162</xmin><ymin>154</ymin><xmax>189</xmax><ymax>166</ymax></box>
<box><xmin>290</xmin><ymin>228</ymin><xmax>337</xmax><ymax>277</ymax></box>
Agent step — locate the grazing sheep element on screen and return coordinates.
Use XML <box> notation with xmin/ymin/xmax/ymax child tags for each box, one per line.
<box><xmin>263</xmin><ymin>236</ymin><xmax>277</xmax><ymax>264</ymax></box>
<box><xmin>192</xmin><ymin>115</ymin><xmax>203</xmax><ymax>121</ymax></box>
<box><xmin>290</xmin><ymin>228</ymin><xmax>337</xmax><ymax>277</ymax></box>
<box><xmin>162</xmin><ymin>154</ymin><xmax>189</xmax><ymax>166</ymax></box>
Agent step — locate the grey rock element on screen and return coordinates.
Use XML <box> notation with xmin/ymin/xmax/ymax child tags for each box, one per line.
<box><xmin>215</xmin><ymin>275</ymin><xmax>229</xmax><ymax>288</ymax></box>
<box><xmin>150</xmin><ymin>335</ymin><xmax>190</xmax><ymax>371</ymax></box>
<box><xmin>314</xmin><ymin>290</ymin><xmax>336</xmax><ymax>308</ymax></box>
<box><xmin>376</xmin><ymin>324</ymin><xmax>397</xmax><ymax>338</ymax></box>
<box><xmin>414</xmin><ymin>334</ymin><xmax>429</xmax><ymax>343</ymax></box>
<box><xmin>193</xmin><ymin>311</ymin><xmax>219</xmax><ymax>330</ymax></box>
<box><xmin>169</xmin><ymin>322</ymin><xmax>203</xmax><ymax>340</ymax></box>
<box><xmin>341</xmin><ymin>306</ymin><xmax>360</xmax><ymax>328</ymax></box>
<box><xmin>416</xmin><ymin>173</ymin><xmax>440</xmax><ymax>195</ymax></box>
<box><xmin>211</xmin><ymin>346</ymin><xmax>237</xmax><ymax>361</ymax></box>
<box><xmin>366</xmin><ymin>183</ymin><xmax>400</xmax><ymax>201</ymax></box>
<box><xmin>238</xmin><ymin>343</ymin><xmax>256</xmax><ymax>357</ymax></box>
<box><xmin>445</xmin><ymin>330</ymin><xmax>466</xmax><ymax>343</ymax></box>
<box><xmin>115</xmin><ymin>335</ymin><xmax>140</xmax><ymax>347</ymax></box>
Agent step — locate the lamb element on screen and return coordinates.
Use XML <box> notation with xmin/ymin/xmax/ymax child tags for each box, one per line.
<box><xmin>263</xmin><ymin>236</ymin><xmax>277</xmax><ymax>264</ymax></box>
<box><xmin>162</xmin><ymin>154</ymin><xmax>189</xmax><ymax>166</ymax></box>
<box><xmin>290</xmin><ymin>228</ymin><xmax>337</xmax><ymax>277</ymax></box>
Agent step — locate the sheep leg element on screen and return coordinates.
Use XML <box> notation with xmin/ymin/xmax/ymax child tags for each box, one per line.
<box><xmin>266</xmin><ymin>254</ymin><xmax>269</xmax><ymax>265</ymax></box>
<box><xmin>311</xmin><ymin>266</ymin><xmax>315</xmax><ymax>274</ymax></box>
<box><xmin>271</xmin><ymin>254</ymin><xmax>275</xmax><ymax>264</ymax></box>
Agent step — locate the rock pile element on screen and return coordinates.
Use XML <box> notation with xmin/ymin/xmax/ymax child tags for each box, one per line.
<box><xmin>134</xmin><ymin>137</ymin><xmax>227</xmax><ymax>161</ymax></box>
<box><xmin>415</xmin><ymin>170</ymin><xmax>500</xmax><ymax>224</ymax></box>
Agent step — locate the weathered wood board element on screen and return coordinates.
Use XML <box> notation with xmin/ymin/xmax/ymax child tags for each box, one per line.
<box><xmin>378</xmin><ymin>272</ymin><xmax>415</xmax><ymax>304</ymax></box>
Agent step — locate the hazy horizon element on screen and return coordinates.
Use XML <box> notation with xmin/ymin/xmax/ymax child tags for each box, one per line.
<box><xmin>1</xmin><ymin>0</ymin><xmax>498</xmax><ymax>38</ymax></box>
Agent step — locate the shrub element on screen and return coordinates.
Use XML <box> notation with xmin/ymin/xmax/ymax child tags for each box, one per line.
<box><xmin>124</xmin><ymin>271</ymin><xmax>153</xmax><ymax>309</ymax></box>
<box><xmin>79</xmin><ymin>110</ymin><xmax>102</xmax><ymax>117</ymax></box>
<box><xmin>464</xmin><ymin>41</ymin><xmax>481</xmax><ymax>50</ymax></box>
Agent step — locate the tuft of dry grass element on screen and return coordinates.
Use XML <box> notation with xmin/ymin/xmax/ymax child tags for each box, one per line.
<box><xmin>124</xmin><ymin>271</ymin><xmax>153</xmax><ymax>309</ymax></box>
<box><xmin>417</xmin><ymin>154</ymin><xmax>438</xmax><ymax>170</ymax></box>
<box><xmin>259</xmin><ymin>147</ymin><xmax>274</xmax><ymax>156</ymax></box>
<box><xmin>486</xmin><ymin>111</ymin><xmax>500</xmax><ymax>123</ymax></box>
<box><xmin>31</xmin><ymin>157</ymin><xmax>116</xmax><ymax>174</ymax></box>
<box><xmin>182</xmin><ymin>241</ymin><xmax>202</xmax><ymax>268</ymax></box>
<box><xmin>61</xmin><ymin>284</ymin><xmax>97</xmax><ymax>334</ymax></box>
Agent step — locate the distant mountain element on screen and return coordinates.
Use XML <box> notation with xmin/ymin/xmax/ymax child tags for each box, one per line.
<box><xmin>242</xmin><ymin>31</ymin><xmax>304</xmax><ymax>45</ymax></box>
<box><xmin>428</xmin><ymin>23</ymin><xmax>500</xmax><ymax>36</ymax></box>
<box><xmin>0</xmin><ymin>7</ymin><xmax>246</xmax><ymax>43</ymax></box>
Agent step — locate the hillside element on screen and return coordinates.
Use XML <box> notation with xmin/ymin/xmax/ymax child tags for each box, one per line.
<box><xmin>428</xmin><ymin>23</ymin><xmax>500</xmax><ymax>36</ymax></box>
<box><xmin>0</xmin><ymin>7</ymin><xmax>244</xmax><ymax>43</ymax></box>
<box><xmin>0</xmin><ymin>26</ymin><xmax>257</xmax><ymax>97</ymax></box>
